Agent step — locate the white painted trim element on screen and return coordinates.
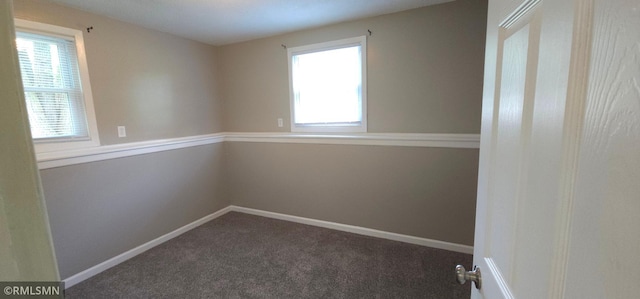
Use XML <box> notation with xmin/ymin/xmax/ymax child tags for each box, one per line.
<box><xmin>224</xmin><ymin>132</ymin><xmax>480</xmax><ymax>148</ymax></box>
<box><xmin>230</xmin><ymin>206</ymin><xmax>474</xmax><ymax>254</ymax></box>
<box><xmin>37</xmin><ymin>132</ymin><xmax>480</xmax><ymax>169</ymax></box>
<box><xmin>485</xmin><ymin>257</ymin><xmax>515</xmax><ymax>299</ymax></box>
<box><xmin>37</xmin><ymin>133</ymin><xmax>225</xmax><ymax>170</ymax></box>
<box><xmin>63</xmin><ymin>206</ymin><xmax>233</xmax><ymax>288</ymax></box>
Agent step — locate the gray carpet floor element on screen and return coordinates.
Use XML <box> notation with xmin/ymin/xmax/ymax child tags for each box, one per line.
<box><xmin>66</xmin><ymin>212</ymin><xmax>472</xmax><ymax>298</ymax></box>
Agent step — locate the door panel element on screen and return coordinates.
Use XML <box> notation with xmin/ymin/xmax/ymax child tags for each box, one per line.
<box><xmin>472</xmin><ymin>0</ymin><xmax>583</xmax><ymax>298</ymax></box>
<box><xmin>473</xmin><ymin>0</ymin><xmax>639</xmax><ymax>298</ymax></box>
<box><xmin>0</xmin><ymin>0</ymin><xmax>59</xmax><ymax>280</ymax></box>
<box><xmin>564</xmin><ymin>0</ymin><xmax>640</xmax><ymax>297</ymax></box>
<box><xmin>489</xmin><ymin>21</ymin><xmax>531</xmax><ymax>282</ymax></box>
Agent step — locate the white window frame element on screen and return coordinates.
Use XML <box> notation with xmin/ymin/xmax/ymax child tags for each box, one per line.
<box><xmin>14</xmin><ymin>19</ymin><xmax>100</xmax><ymax>153</ymax></box>
<box><xmin>287</xmin><ymin>36</ymin><xmax>367</xmax><ymax>133</ymax></box>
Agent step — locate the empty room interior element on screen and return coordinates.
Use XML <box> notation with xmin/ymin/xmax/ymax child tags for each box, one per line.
<box><xmin>2</xmin><ymin>0</ymin><xmax>488</xmax><ymax>297</ymax></box>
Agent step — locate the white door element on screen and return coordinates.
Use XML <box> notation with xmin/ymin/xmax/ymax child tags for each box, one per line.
<box><xmin>0</xmin><ymin>1</ymin><xmax>59</xmax><ymax>280</ymax></box>
<box><xmin>467</xmin><ymin>0</ymin><xmax>640</xmax><ymax>298</ymax></box>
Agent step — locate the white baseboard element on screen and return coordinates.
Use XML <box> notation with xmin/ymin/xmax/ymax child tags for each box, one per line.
<box><xmin>63</xmin><ymin>205</ymin><xmax>473</xmax><ymax>289</ymax></box>
<box><xmin>229</xmin><ymin>206</ymin><xmax>474</xmax><ymax>254</ymax></box>
<box><xmin>63</xmin><ymin>206</ymin><xmax>233</xmax><ymax>288</ymax></box>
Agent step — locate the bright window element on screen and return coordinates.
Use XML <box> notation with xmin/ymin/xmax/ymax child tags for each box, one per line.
<box><xmin>14</xmin><ymin>19</ymin><xmax>99</xmax><ymax>152</ymax></box>
<box><xmin>288</xmin><ymin>36</ymin><xmax>367</xmax><ymax>132</ymax></box>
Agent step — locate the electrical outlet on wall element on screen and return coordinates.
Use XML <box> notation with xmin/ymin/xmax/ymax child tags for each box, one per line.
<box><xmin>117</xmin><ymin>126</ymin><xmax>126</xmax><ymax>137</ymax></box>
<box><xmin>277</xmin><ymin>118</ymin><xmax>284</xmax><ymax>128</ymax></box>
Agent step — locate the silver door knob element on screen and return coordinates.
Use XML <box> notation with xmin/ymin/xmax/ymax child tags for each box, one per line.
<box><xmin>456</xmin><ymin>265</ymin><xmax>482</xmax><ymax>289</ymax></box>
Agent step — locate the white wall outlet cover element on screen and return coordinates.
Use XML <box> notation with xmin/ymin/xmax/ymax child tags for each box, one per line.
<box><xmin>277</xmin><ymin>118</ymin><xmax>284</xmax><ymax>127</ymax></box>
<box><xmin>117</xmin><ymin>126</ymin><xmax>126</xmax><ymax>137</ymax></box>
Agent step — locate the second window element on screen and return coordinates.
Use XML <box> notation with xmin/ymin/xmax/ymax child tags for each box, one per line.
<box><xmin>288</xmin><ymin>36</ymin><xmax>367</xmax><ymax>132</ymax></box>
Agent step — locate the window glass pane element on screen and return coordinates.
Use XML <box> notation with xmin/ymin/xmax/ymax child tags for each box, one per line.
<box><xmin>292</xmin><ymin>45</ymin><xmax>362</xmax><ymax>125</ymax></box>
<box><xmin>16</xmin><ymin>32</ymin><xmax>88</xmax><ymax>140</ymax></box>
<box><xmin>24</xmin><ymin>92</ymin><xmax>73</xmax><ymax>139</ymax></box>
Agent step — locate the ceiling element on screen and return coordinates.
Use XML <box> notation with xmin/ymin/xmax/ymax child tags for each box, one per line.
<box><xmin>50</xmin><ymin>0</ymin><xmax>453</xmax><ymax>46</ymax></box>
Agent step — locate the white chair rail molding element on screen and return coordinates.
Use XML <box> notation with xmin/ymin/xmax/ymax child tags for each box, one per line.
<box><xmin>36</xmin><ymin>132</ymin><xmax>481</xmax><ymax>169</ymax></box>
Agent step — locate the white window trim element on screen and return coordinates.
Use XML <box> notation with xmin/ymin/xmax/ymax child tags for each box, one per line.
<box><xmin>14</xmin><ymin>19</ymin><xmax>100</xmax><ymax>153</ymax></box>
<box><xmin>287</xmin><ymin>36</ymin><xmax>367</xmax><ymax>133</ymax></box>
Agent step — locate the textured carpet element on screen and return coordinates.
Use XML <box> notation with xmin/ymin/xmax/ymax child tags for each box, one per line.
<box><xmin>66</xmin><ymin>212</ymin><xmax>473</xmax><ymax>298</ymax></box>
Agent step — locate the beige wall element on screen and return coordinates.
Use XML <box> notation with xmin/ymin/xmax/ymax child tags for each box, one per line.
<box><xmin>219</xmin><ymin>0</ymin><xmax>486</xmax><ymax>246</ymax></box>
<box><xmin>11</xmin><ymin>0</ymin><xmax>228</xmax><ymax>279</ymax></box>
<box><xmin>40</xmin><ymin>143</ymin><xmax>228</xmax><ymax>278</ymax></box>
<box><xmin>13</xmin><ymin>0</ymin><xmax>224</xmax><ymax>145</ymax></box>
<box><xmin>7</xmin><ymin>0</ymin><xmax>486</xmax><ymax>280</ymax></box>
<box><xmin>12</xmin><ymin>0</ymin><xmax>486</xmax><ymax>137</ymax></box>
<box><xmin>219</xmin><ymin>0</ymin><xmax>486</xmax><ymax>133</ymax></box>
<box><xmin>225</xmin><ymin>142</ymin><xmax>479</xmax><ymax>245</ymax></box>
